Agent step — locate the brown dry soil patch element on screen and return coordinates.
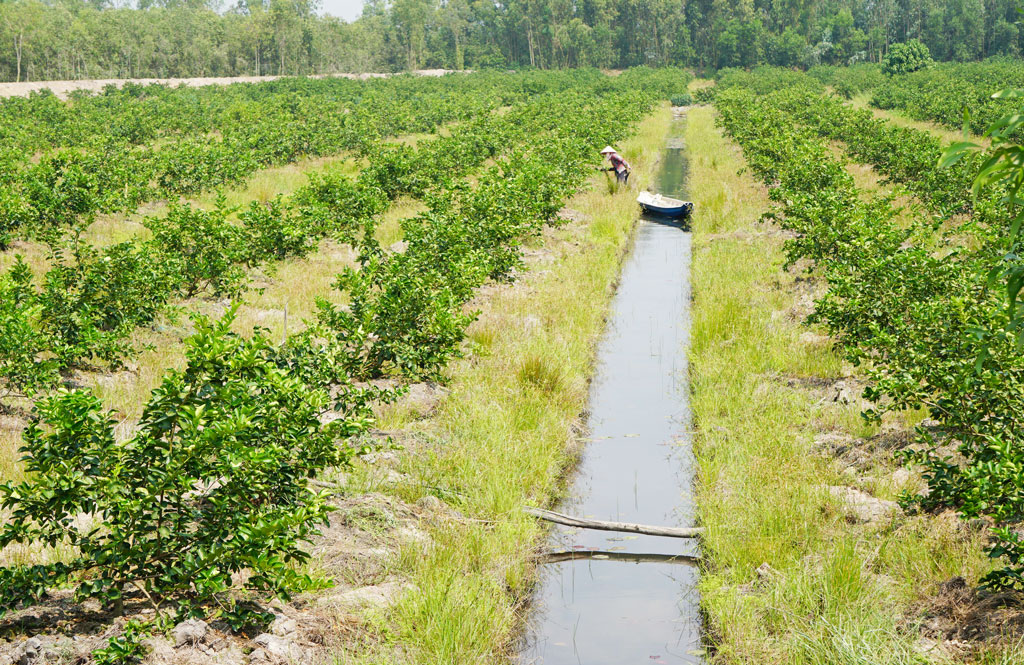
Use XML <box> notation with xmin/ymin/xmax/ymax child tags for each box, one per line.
<box><xmin>911</xmin><ymin>576</ymin><xmax>1024</xmax><ymax>657</ymax></box>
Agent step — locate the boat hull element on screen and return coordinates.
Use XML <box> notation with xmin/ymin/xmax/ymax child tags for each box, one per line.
<box><xmin>639</xmin><ymin>200</ymin><xmax>693</xmax><ymax>218</ymax></box>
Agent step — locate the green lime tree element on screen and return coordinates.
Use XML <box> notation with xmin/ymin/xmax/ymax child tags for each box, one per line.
<box><xmin>0</xmin><ymin>308</ymin><xmax>377</xmax><ymax>619</ymax></box>
<box><xmin>882</xmin><ymin>39</ymin><xmax>933</xmax><ymax>75</ymax></box>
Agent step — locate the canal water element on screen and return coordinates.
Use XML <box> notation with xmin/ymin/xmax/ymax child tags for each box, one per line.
<box><xmin>518</xmin><ymin>117</ymin><xmax>701</xmax><ymax>665</ymax></box>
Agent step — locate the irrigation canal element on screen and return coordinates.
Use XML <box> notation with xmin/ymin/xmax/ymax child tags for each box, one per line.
<box><xmin>518</xmin><ymin>117</ymin><xmax>702</xmax><ymax>664</ymax></box>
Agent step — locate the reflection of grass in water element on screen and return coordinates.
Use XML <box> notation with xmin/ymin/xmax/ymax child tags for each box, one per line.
<box><xmin>656</xmin><ymin>147</ymin><xmax>689</xmax><ymax>198</ymax></box>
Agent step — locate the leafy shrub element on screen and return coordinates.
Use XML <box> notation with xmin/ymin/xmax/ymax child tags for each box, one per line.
<box><xmin>38</xmin><ymin>240</ymin><xmax>178</xmax><ymax>366</ymax></box>
<box><xmin>144</xmin><ymin>198</ymin><xmax>249</xmax><ymax>298</ymax></box>
<box><xmin>17</xmin><ymin>143</ymin><xmax>153</xmax><ymax>234</ymax></box>
<box><xmin>882</xmin><ymin>39</ymin><xmax>933</xmax><ymax>76</ymax></box>
<box><xmin>240</xmin><ymin>195</ymin><xmax>317</xmax><ymax>262</ymax></box>
<box><xmin>410</xmin><ymin>125</ymin><xmax>503</xmax><ymax>188</ymax></box>
<box><xmin>909</xmin><ymin>89</ymin><xmax>1024</xmax><ymax>588</ymax></box>
<box><xmin>0</xmin><ymin>71</ymin><xmax>599</xmax><ymax>245</ymax></box>
<box><xmin>92</xmin><ymin>619</ymin><xmax>156</xmax><ymax>665</ymax></box>
<box><xmin>292</xmin><ymin>171</ymin><xmax>389</xmax><ymax>243</ymax></box>
<box><xmin>0</xmin><ymin>188</ymin><xmax>29</xmax><ymax>250</ymax></box>
<box><xmin>357</xmin><ymin>144</ymin><xmax>418</xmax><ymax>200</ymax></box>
<box><xmin>154</xmin><ymin>138</ymin><xmax>257</xmax><ymax>197</ymax></box>
<box><xmin>714</xmin><ymin>82</ymin><xmax>1024</xmax><ymax>589</ymax></box>
<box><xmin>833</xmin><ymin>80</ymin><xmax>856</xmax><ymax>100</ymax></box>
<box><xmin>316</xmin><ymin>249</ymin><xmax>479</xmax><ymax>381</ymax></box>
<box><xmin>807</xmin><ymin>63</ymin><xmax>884</xmax><ymax>98</ymax></box>
<box><xmin>0</xmin><ymin>260</ymin><xmax>59</xmax><ymax>399</ymax></box>
<box><xmin>670</xmin><ymin>93</ymin><xmax>693</xmax><ymax>106</ymax></box>
<box><xmin>20</xmin><ymin>151</ymin><xmax>104</xmax><ymax>230</ymax></box>
<box><xmin>693</xmin><ymin>86</ymin><xmax>716</xmax><ymax>104</ymax></box>
<box><xmin>0</xmin><ymin>69</ymin><xmax>674</xmax><ymax>642</ymax></box>
<box><xmin>0</xmin><ymin>238</ymin><xmax>178</xmax><ymax>398</ymax></box>
<box><xmin>716</xmin><ymin>66</ymin><xmax>823</xmax><ymax>95</ymax></box>
<box><xmin>764</xmin><ymin>83</ymin><xmax>975</xmax><ymax>215</ymax></box>
<box><xmin>0</xmin><ymin>309</ymin><xmax>374</xmax><ymax>617</ymax></box>
<box><xmin>868</xmin><ymin>60</ymin><xmax>1024</xmax><ymax>137</ymax></box>
<box><xmin>452</xmin><ymin>153</ymin><xmax>565</xmax><ymax>281</ymax></box>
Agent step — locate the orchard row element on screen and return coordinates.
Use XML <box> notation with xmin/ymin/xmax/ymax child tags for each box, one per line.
<box><xmin>0</xmin><ymin>70</ymin><xmax>623</xmax><ymax>248</ymax></box>
<box><xmin>0</xmin><ymin>69</ymin><xmax>686</xmax><ymax>641</ymax></box>
<box><xmin>714</xmin><ymin>78</ymin><xmax>1024</xmax><ymax>588</ymax></box>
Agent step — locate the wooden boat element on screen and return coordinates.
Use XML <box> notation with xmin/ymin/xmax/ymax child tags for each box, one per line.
<box><xmin>637</xmin><ymin>191</ymin><xmax>693</xmax><ymax>218</ymax></box>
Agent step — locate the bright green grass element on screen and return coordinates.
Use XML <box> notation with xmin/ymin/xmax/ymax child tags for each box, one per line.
<box><xmin>340</xmin><ymin>104</ymin><xmax>674</xmax><ymax>664</ymax></box>
<box><xmin>686</xmin><ymin>97</ymin><xmax>1016</xmax><ymax>664</ymax></box>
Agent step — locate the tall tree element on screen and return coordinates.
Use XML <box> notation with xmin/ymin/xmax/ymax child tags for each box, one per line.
<box><xmin>1</xmin><ymin>0</ymin><xmax>43</xmax><ymax>81</ymax></box>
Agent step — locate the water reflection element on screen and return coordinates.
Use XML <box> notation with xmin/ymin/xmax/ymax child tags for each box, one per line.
<box><xmin>519</xmin><ymin>118</ymin><xmax>701</xmax><ymax>665</ymax></box>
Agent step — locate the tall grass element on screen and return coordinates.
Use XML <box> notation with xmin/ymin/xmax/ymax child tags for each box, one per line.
<box><xmin>686</xmin><ymin>97</ymin><xmax>1015</xmax><ymax>663</ymax></box>
<box><xmin>341</xmin><ymin>104</ymin><xmax>674</xmax><ymax>664</ymax></box>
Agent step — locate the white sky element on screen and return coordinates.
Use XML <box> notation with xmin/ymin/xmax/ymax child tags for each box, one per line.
<box><xmin>320</xmin><ymin>0</ymin><xmax>365</xmax><ymax>22</ymax></box>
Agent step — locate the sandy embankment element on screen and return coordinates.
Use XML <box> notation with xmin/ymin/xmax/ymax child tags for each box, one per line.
<box><xmin>0</xmin><ymin>69</ymin><xmax>455</xmax><ymax>99</ymax></box>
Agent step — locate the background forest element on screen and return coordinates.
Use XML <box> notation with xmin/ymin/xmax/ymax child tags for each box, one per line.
<box><xmin>0</xmin><ymin>0</ymin><xmax>1022</xmax><ymax>82</ymax></box>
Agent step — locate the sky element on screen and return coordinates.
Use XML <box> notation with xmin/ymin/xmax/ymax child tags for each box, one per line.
<box><xmin>320</xmin><ymin>0</ymin><xmax>364</xmax><ymax>22</ymax></box>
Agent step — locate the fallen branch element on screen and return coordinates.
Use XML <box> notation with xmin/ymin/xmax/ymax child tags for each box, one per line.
<box><xmin>538</xmin><ymin>550</ymin><xmax>699</xmax><ymax>565</ymax></box>
<box><xmin>524</xmin><ymin>507</ymin><xmax>703</xmax><ymax>539</ymax></box>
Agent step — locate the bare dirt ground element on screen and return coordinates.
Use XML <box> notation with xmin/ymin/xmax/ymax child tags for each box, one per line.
<box><xmin>0</xmin><ymin>70</ymin><xmax>456</xmax><ymax>99</ymax></box>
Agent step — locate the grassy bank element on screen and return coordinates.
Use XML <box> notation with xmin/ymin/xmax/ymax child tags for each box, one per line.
<box><xmin>345</xmin><ymin>104</ymin><xmax>673</xmax><ymax>664</ymax></box>
<box><xmin>685</xmin><ymin>101</ymin><xmax>1020</xmax><ymax>663</ymax></box>
<box><xmin>848</xmin><ymin>93</ymin><xmax>978</xmax><ymax>146</ymax></box>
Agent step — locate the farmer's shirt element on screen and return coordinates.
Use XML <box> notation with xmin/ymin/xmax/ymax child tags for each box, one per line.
<box><xmin>609</xmin><ymin>153</ymin><xmax>629</xmax><ymax>173</ymax></box>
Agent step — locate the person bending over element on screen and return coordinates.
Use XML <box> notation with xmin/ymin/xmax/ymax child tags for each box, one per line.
<box><xmin>600</xmin><ymin>146</ymin><xmax>631</xmax><ymax>185</ymax></box>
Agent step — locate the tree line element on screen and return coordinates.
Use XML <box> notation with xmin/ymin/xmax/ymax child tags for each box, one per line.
<box><xmin>1</xmin><ymin>0</ymin><xmax>1023</xmax><ymax>82</ymax></box>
